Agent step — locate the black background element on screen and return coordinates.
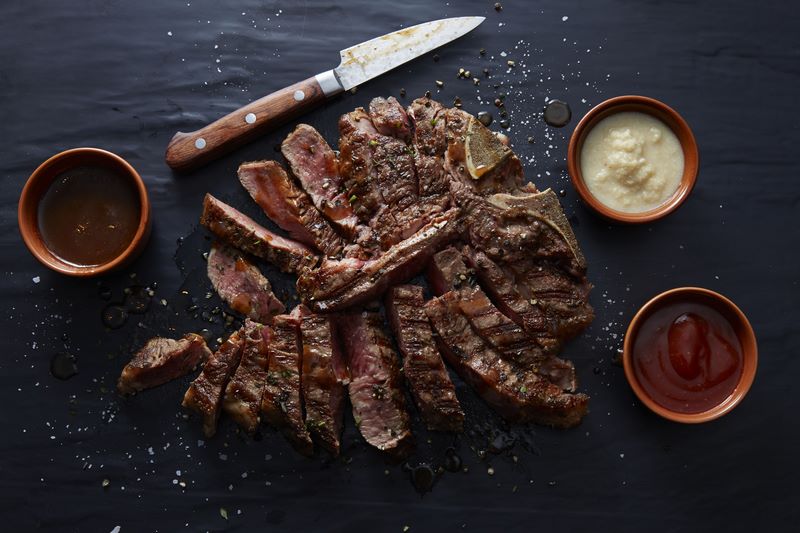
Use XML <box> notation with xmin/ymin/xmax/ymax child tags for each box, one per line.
<box><xmin>2</xmin><ymin>1</ymin><xmax>798</xmax><ymax>531</ymax></box>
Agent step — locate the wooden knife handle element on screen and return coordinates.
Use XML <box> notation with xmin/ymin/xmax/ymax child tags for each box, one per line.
<box><xmin>165</xmin><ymin>76</ymin><xmax>327</xmax><ymax>172</ymax></box>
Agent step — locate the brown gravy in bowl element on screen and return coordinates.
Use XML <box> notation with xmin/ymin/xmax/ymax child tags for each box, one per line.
<box><xmin>37</xmin><ymin>165</ymin><xmax>141</xmax><ymax>266</ymax></box>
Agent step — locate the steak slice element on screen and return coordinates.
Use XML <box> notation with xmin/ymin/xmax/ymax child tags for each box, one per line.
<box><xmin>300</xmin><ymin>313</ymin><xmax>348</xmax><ymax>457</ymax></box>
<box><xmin>207</xmin><ymin>241</ymin><xmax>285</xmax><ymax>323</ymax></box>
<box><xmin>221</xmin><ymin>319</ymin><xmax>270</xmax><ymax>434</ymax></box>
<box><xmin>385</xmin><ymin>285</ymin><xmax>464</xmax><ymax>432</ymax></box>
<box><xmin>281</xmin><ymin>124</ymin><xmax>359</xmax><ymax>237</ymax></box>
<box><xmin>425</xmin><ymin>294</ymin><xmax>588</xmax><ymax>428</ymax></box>
<box><xmin>261</xmin><ymin>314</ymin><xmax>314</xmax><ymax>456</ymax></box>
<box><xmin>408</xmin><ymin>97</ymin><xmax>450</xmax><ymax>206</ymax></box>
<box><xmin>339</xmin><ymin>312</ymin><xmax>414</xmax><ymax>459</ymax></box>
<box><xmin>369</xmin><ymin>96</ymin><xmax>412</xmax><ymax>142</ymax></box>
<box><xmin>200</xmin><ymin>193</ymin><xmax>319</xmax><ymax>274</ymax></box>
<box><xmin>182</xmin><ymin>329</ymin><xmax>245</xmax><ymax>437</ymax></box>
<box><xmin>463</xmin><ymin>247</ymin><xmax>560</xmax><ymax>353</ymax></box>
<box><xmin>118</xmin><ymin>333</ymin><xmax>212</xmax><ymax>395</ymax></box>
<box><xmin>428</xmin><ymin>247</ymin><xmax>576</xmax><ymax>391</ymax></box>
<box><xmin>458</xmin><ymin>186</ymin><xmax>593</xmax><ymax>340</ymax></box>
<box><xmin>297</xmin><ymin>209</ymin><xmax>459</xmax><ymax>312</ymax></box>
<box><xmin>238</xmin><ymin>160</ymin><xmax>344</xmax><ymax>257</ymax></box>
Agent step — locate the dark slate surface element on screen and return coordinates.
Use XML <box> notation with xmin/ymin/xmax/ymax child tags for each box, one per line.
<box><xmin>1</xmin><ymin>0</ymin><xmax>798</xmax><ymax>531</ymax></box>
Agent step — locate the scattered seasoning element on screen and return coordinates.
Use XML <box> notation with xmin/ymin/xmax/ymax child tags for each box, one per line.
<box><xmin>102</xmin><ymin>304</ymin><xmax>128</xmax><ymax>329</ymax></box>
<box><xmin>473</xmin><ymin>78</ymin><xmax>480</xmax><ymax>86</ymax></box>
<box><xmin>399</xmin><ymin>88</ymin><xmax>406</xmax><ymax>97</ymax></box>
<box><xmin>559</xmin><ymin>189</ymin><xmax>567</xmax><ymax>197</ymax></box>
<box><xmin>494</xmin><ymin>2</ymin><xmax>503</xmax><ymax>11</ymax></box>
<box><xmin>435</xmin><ymin>80</ymin><xmax>444</xmax><ymax>88</ymax></box>
<box><xmin>50</xmin><ymin>351</ymin><xmax>78</xmax><ymax>380</ymax></box>
<box><xmin>477</xmin><ymin>111</ymin><xmax>493</xmax><ymax>127</ymax></box>
<box><xmin>479</xmin><ymin>48</ymin><xmax>486</xmax><ymax>56</ymax></box>
<box><xmin>499</xmin><ymin>119</ymin><xmax>510</xmax><ymax>129</ymax></box>
<box><xmin>403</xmin><ymin>527</ymin><xmax>410</xmax><ymax>532</ymax></box>
<box><xmin>487</xmin><ymin>466</ymin><xmax>495</xmax><ymax>476</ymax></box>
<box><xmin>527</xmin><ymin>136</ymin><xmax>534</xmax><ymax>143</ymax></box>
<box><xmin>482</xmin><ymin>67</ymin><xmax>490</xmax><ymax>77</ymax></box>
<box><xmin>507</xmin><ymin>60</ymin><xmax>516</xmax><ymax>67</ymax></box>
<box><xmin>453</xmin><ymin>97</ymin><xmax>462</xmax><ymax>108</ymax></box>
<box><xmin>424</xmin><ymin>90</ymin><xmax>431</xmax><ymax>98</ymax></box>
<box><xmin>102</xmin><ymin>478</ymin><xmax>110</xmax><ymax>489</ymax></box>
<box><xmin>543</xmin><ymin>99</ymin><xmax>572</xmax><ymax>127</ymax></box>
<box><xmin>220</xmin><ymin>507</ymin><xmax>229</xmax><ymax>520</ymax></box>
<box><xmin>494</xmin><ymin>98</ymin><xmax>503</xmax><ymax>108</ymax></box>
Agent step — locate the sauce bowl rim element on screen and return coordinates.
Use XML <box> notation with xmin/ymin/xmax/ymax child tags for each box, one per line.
<box><xmin>622</xmin><ymin>286</ymin><xmax>758</xmax><ymax>424</ymax></box>
<box><xmin>567</xmin><ymin>95</ymin><xmax>699</xmax><ymax>224</ymax></box>
<box><xmin>18</xmin><ymin>147</ymin><xmax>151</xmax><ymax>277</ymax></box>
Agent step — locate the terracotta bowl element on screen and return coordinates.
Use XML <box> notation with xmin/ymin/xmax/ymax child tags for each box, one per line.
<box><xmin>18</xmin><ymin>147</ymin><xmax>151</xmax><ymax>277</ymax></box>
<box><xmin>622</xmin><ymin>287</ymin><xmax>757</xmax><ymax>423</ymax></box>
<box><xmin>567</xmin><ymin>95</ymin><xmax>699</xmax><ymax>224</ymax></box>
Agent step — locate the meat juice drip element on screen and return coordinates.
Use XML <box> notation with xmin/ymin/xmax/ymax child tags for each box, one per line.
<box><xmin>50</xmin><ymin>351</ymin><xmax>78</xmax><ymax>380</ymax></box>
<box><xmin>38</xmin><ymin>165</ymin><xmax>140</xmax><ymax>266</ymax></box>
<box><xmin>632</xmin><ymin>302</ymin><xmax>743</xmax><ymax>413</ymax></box>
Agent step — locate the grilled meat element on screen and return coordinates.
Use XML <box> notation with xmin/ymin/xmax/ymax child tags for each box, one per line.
<box><xmin>385</xmin><ymin>285</ymin><xmax>464</xmax><ymax>432</ymax></box>
<box><xmin>182</xmin><ymin>329</ymin><xmax>245</xmax><ymax>437</ymax></box>
<box><xmin>297</xmin><ymin>209</ymin><xmax>458</xmax><ymax>312</ymax></box>
<box><xmin>200</xmin><ymin>193</ymin><xmax>319</xmax><ymax>274</ymax></box>
<box><xmin>300</xmin><ymin>313</ymin><xmax>348</xmax><ymax>457</ymax></box>
<box><xmin>339</xmin><ymin>312</ymin><xmax>414</xmax><ymax>459</ymax></box>
<box><xmin>238</xmin><ymin>160</ymin><xmax>344</xmax><ymax>257</ymax></box>
<box><xmin>281</xmin><ymin>124</ymin><xmax>359</xmax><ymax>238</ymax></box>
<box><xmin>261</xmin><ymin>314</ymin><xmax>314</xmax><ymax>456</ymax></box>
<box><xmin>207</xmin><ymin>241</ymin><xmax>285</xmax><ymax>323</ymax></box>
<box><xmin>221</xmin><ymin>319</ymin><xmax>270</xmax><ymax>434</ymax></box>
<box><xmin>425</xmin><ymin>293</ymin><xmax>588</xmax><ymax>428</ymax></box>
<box><xmin>118</xmin><ymin>333</ymin><xmax>211</xmax><ymax>395</ymax></box>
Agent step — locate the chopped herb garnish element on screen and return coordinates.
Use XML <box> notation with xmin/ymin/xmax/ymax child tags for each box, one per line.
<box><xmin>430</xmin><ymin>118</ymin><xmax>438</xmax><ymax>126</ymax></box>
<box><xmin>349</xmin><ymin>194</ymin><xmax>358</xmax><ymax>203</ymax></box>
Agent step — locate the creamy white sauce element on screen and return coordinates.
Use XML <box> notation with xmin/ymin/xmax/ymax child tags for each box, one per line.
<box><xmin>580</xmin><ymin>112</ymin><xmax>684</xmax><ymax>213</ymax></box>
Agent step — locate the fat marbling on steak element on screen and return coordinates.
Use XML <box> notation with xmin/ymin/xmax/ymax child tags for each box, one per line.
<box><xmin>238</xmin><ymin>159</ymin><xmax>345</xmax><ymax>257</ymax></box>
<box><xmin>200</xmin><ymin>193</ymin><xmax>318</xmax><ymax>274</ymax></box>
<box><xmin>207</xmin><ymin>241</ymin><xmax>285</xmax><ymax>323</ymax></box>
<box><xmin>339</xmin><ymin>311</ymin><xmax>414</xmax><ymax>459</ymax></box>
<box><xmin>221</xmin><ymin>319</ymin><xmax>270</xmax><ymax>434</ymax></box>
<box><xmin>281</xmin><ymin>124</ymin><xmax>359</xmax><ymax>238</ymax></box>
<box><xmin>385</xmin><ymin>285</ymin><xmax>464</xmax><ymax>432</ymax></box>
<box><xmin>261</xmin><ymin>313</ymin><xmax>314</xmax><ymax>456</ymax></box>
<box><xmin>425</xmin><ymin>293</ymin><xmax>588</xmax><ymax>428</ymax></box>
<box><xmin>118</xmin><ymin>333</ymin><xmax>212</xmax><ymax>395</ymax></box>
<box><xmin>182</xmin><ymin>329</ymin><xmax>245</xmax><ymax>437</ymax></box>
<box><xmin>300</xmin><ymin>311</ymin><xmax>349</xmax><ymax>457</ymax></box>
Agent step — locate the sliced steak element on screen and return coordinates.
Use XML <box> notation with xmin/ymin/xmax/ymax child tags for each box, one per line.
<box><xmin>428</xmin><ymin>247</ymin><xmax>576</xmax><ymax>391</ymax></box>
<box><xmin>297</xmin><ymin>209</ymin><xmax>459</xmax><ymax>312</ymax></box>
<box><xmin>385</xmin><ymin>285</ymin><xmax>464</xmax><ymax>432</ymax></box>
<box><xmin>463</xmin><ymin>247</ymin><xmax>560</xmax><ymax>353</ymax></box>
<box><xmin>369</xmin><ymin>96</ymin><xmax>412</xmax><ymax>142</ymax></box>
<box><xmin>201</xmin><ymin>193</ymin><xmax>319</xmax><ymax>274</ymax></box>
<box><xmin>339</xmin><ymin>105</ymin><xmax>428</xmax><ymax>249</ymax></box>
<box><xmin>339</xmin><ymin>312</ymin><xmax>414</xmax><ymax>459</ymax></box>
<box><xmin>300</xmin><ymin>313</ymin><xmax>348</xmax><ymax>456</ymax></box>
<box><xmin>425</xmin><ymin>293</ymin><xmax>588</xmax><ymax>428</ymax></box>
<box><xmin>207</xmin><ymin>241</ymin><xmax>285</xmax><ymax>323</ymax></box>
<box><xmin>118</xmin><ymin>333</ymin><xmax>212</xmax><ymax>395</ymax></box>
<box><xmin>408</xmin><ymin>97</ymin><xmax>450</xmax><ymax>206</ymax></box>
<box><xmin>182</xmin><ymin>329</ymin><xmax>245</xmax><ymax>437</ymax></box>
<box><xmin>458</xmin><ymin>187</ymin><xmax>593</xmax><ymax>340</ymax></box>
<box><xmin>261</xmin><ymin>314</ymin><xmax>314</xmax><ymax>456</ymax></box>
<box><xmin>238</xmin><ymin>160</ymin><xmax>344</xmax><ymax>257</ymax></box>
<box><xmin>281</xmin><ymin>124</ymin><xmax>358</xmax><ymax>237</ymax></box>
<box><xmin>222</xmin><ymin>319</ymin><xmax>270</xmax><ymax>434</ymax></box>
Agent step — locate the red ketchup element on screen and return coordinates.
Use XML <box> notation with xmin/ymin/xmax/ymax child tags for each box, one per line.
<box><xmin>632</xmin><ymin>302</ymin><xmax>743</xmax><ymax>414</ymax></box>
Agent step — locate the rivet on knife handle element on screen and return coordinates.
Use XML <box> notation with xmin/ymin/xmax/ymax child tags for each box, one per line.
<box><xmin>165</xmin><ymin>75</ymin><xmax>335</xmax><ymax>173</ymax></box>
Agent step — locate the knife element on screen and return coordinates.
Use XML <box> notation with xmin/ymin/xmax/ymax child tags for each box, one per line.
<box><xmin>165</xmin><ymin>16</ymin><xmax>484</xmax><ymax>172</ymax></box>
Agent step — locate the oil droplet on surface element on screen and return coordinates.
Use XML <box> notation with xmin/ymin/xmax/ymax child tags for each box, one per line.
<box><xmin>51</xmin><ymin>351</ymin><xmax>78</xmax><ymax>380</ymax></box>
<box><xmin>544</xmin><ymin>100</ymin><xmax>572</xmax><ymax>127</ymax></box>
<box><xmin>102</xmin><ymin>304</ymin><xmax>128</xmax><ymax>329</ymax></box>
<box><xmin>410</xmin><ymin>464</ymin><xmax>436</xmax><ymax>493</ymax></box>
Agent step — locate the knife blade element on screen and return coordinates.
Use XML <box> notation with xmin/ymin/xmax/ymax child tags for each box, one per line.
<box><xmin>165</xmin><ymin>16</ymin><xmax>485</xmax><ymax>172</ymax></box>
